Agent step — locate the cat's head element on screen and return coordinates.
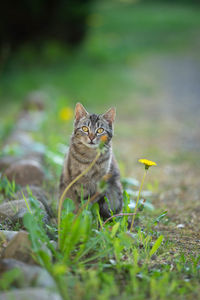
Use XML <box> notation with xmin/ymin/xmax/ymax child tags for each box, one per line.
<box><xmin>73</xmin><ymin>103</ymin><xmax>115</xmax><ymax>149</ymax></box>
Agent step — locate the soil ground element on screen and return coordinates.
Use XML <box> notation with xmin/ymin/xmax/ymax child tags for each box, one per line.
<box><xmin>114</xmin><ymin>49</ymin><xmax>200</xmax><ymax>258</ymax></box>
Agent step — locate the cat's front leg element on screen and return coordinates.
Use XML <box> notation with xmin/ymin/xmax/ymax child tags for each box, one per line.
<box><xmin>98</xmin><ymin>180</ymin><xmax>123</xmax><ymax>219</ymax></box>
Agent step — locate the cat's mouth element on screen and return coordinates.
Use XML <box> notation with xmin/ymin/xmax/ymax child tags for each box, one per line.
<box><xmin>81</xmin><ymin>139</ymin><xmax>98</xmax><ymax>148</ymax></box>
<box><xmin>88</xmin><ymin>142</ymin><xmax>98</xmax><ymax>148</ymax></box>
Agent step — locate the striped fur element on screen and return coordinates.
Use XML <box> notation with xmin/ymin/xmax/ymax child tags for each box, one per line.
<box><xmin>59</xmin><ymin>103</ymin><xmax>123</xmax><ymax>219</ymax></box>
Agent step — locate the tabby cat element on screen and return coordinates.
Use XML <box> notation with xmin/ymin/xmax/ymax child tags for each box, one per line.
<box><xmin>59</xmin><ymin>103</ymin><xmax>123</xmax><ymax>219</ymax></box>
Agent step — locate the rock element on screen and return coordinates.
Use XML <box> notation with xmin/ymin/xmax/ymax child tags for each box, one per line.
<box><xmin>16</xmin><ymin>112</ymin><xmax>45</xmax><ymax>132</ymax></box>
<box><xmin>3</xmin><ymin>132</ymin><xmax>46</xmax><ymax>164</ymax></box>
<box><xmin>0</xmin><ymin>156</ymin><xmax>19</xmax><ymax>172</ymax></box>
<box><xmin>2</xmin><ymin>231</ymin><xmax>36</xmax><ymax>264</ymax></box>
<box><xmin>0</xmin><ymin>211</ymin><xmax>9</xmax><ymax>223</ymax></box>
<box><xmin>0</xmin><ymin>288</ymin><xmax>61</xmax><ymax>300</ymax></box>
<box><xmin>0</xmin><ymin>199</ymin><xmax>49</xmax><ymax>228</ymax></box>
<box><xmin>11</xmin><ymin>208</ymin><xmax>34</xmax><ymax>226</ymax></box>
<box><xmin>12</xmin><ymin>209</ymin><xmax>49</xmax><ymax>227</ymax></box>
<box><xmin>0</xmin><ymin>259</ymin><xmax>55</xmax><ymax>288</ymax></box>
<box><xmin>24</xmin><ymin>91</ymin><xmax>47</xmax><ymax>111</ymax></box>
<box><xmin>4</xmin><ymin>159</ymin><xmax>45</xmax><ymax>186</ymax></box>
<box><xmin>14</xmin><ymin>186</ymin><xmax>48</xmax><ymax>205</ymax></box>
<box><xmin>24</xmin><ymin>142</ymin><xmax>46</xmax><ymax>163</ymax></box>
<box><xmin>24</xmin><ymin>151</ymin><xmax>45</xmax><ymax>164</ymax></box>
<box><xmin>0</xmin><ymin>144</ymin><xmax>45</xmax><ymax>174</ymax></box>
<box><xmin>0</xmin><ymin>231</ymin><xmax>18</xmax><ymax>242</ymax></box>
<box><xmin>14</xmin><ymin>186</ymin><xmax>54</xmax><ymax>218</ymax></box>
<box><xmin>177</xmin><ymin>223</ymin><xmax>185</xmax><ymax>229</ymax></box>
<box><xmin>0</xmin><ymin>199</ymin><xmax>45</xmax><ymax>222</ymax></box>
<box><xmin>5</xmin><ymin>131</ymin><xmax>34</xmax><ymax>149</ymax></box>
<box><xmin>0</xmin><ymin>231</ymin><xmax>14</xmax><ymax>257</ymax></box>
<box><xmin>0</xmin><ymin>199</ymin><xmax>49</xmax><ymax>229</ymax></box>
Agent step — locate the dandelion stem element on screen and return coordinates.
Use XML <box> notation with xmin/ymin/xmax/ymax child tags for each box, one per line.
<box><xmin>130</xmin><ymin>169</ymin><xmax>147</xmax><ymax>231</ymax></box>
<box><xmin>58</xmin><ymin>150</ymin><xmax>101</xmax><ymax>248</ymax></box>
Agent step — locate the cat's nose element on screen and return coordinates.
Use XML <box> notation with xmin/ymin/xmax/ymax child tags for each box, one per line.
<box><xmin>89</xmin><ymin>133</ymin><xmax>95</xmax><ymax>141</ymax></box>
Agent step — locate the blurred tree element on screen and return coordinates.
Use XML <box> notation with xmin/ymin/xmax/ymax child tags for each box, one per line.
<box><xmin>145</xmin><ymin>0</ymin><xmax>199</xmax><ymax>3</ymax></box>
<box><xmin>0</xmin><ymin>0</ymin><xmax>92</xmax><ymax>52</ymax></box>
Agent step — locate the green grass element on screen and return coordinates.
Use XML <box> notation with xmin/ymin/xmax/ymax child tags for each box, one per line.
<box><xmin>1</xmin><ymin>184</ymin><xmax>199</xmax><ymax>300</ymax></box>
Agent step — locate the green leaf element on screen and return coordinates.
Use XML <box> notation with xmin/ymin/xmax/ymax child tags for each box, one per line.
<box><xmin>37</xmin><ymin>250</ymin><xmax>52</xmax><ymax>270</ymax></box>
<box><xmin>0</xmin><ymin>269</ymin><xmax>22</xmax><ymax>290</ymax></box>
<box><xmin>123</xmin><ymin>190</ymin><xmax>130</xmax><ymax>213</ymax></box>
<box><xmin>23</xmin><ymin>212</ymin><xmax>41</xmax><ymax>252</ymax></box>
<box><xmin>111</xmin><ymin>222</ymin><xmax>120</xmax><ymax>238</ymax></box>
<box><xmin>153</xmin><ymin>211</ymin><xmax>168</xmax><ymax>225</ymax></box>
<box><xmin>150</xmin><ymin>235</ymin><xmax>164</xmax><ymax>257</ymax></box>
<box><xmin>63</xmin><ymin>198</ymin><xmax>75</xmax><ymax>214</ymax></box>
<box><xmin>53</xmin><ymin>263</ymin><xmax>67</xmax><ymax>276</ymax></box>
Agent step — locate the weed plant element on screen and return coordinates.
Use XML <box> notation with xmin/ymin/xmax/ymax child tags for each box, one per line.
<box><xmin>19</xmin><ymin>150</ymin><xmax>199</xmax><ymax>300</ymax></box>
<box><xmin>0</xmin><ymin>151</ymin><xmax>200</xmax><ymax>299</ymax></box>
<box><xmin>20</xmin><ymin>189</ymin><xmax>200</xmax><ymax>300</ymax></box>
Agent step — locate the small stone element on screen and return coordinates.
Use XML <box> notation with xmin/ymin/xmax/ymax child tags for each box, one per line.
<box><xmin>0</xmin><ymin>230</ymin><xmax>18</xmax><ymax>242</ymax></box>
<box><xmin>24</xmin><ymin>91</ymin><xmax>47</xmax><ymax>111</ymax></box>
<box><xmin>3</xmin><ymin>134</ymin><xmax>46</xmax><ymax>163</ymax></box>
<box><xmin>0</xmin><ymin>211</ymin><xmax>9</xmax><ymax>223</ymax></box>
<box><xmin>2</xmin><ymin>231</ymin><xmax>35</xmax><ymax>264</ymax></box>
<box><xmin>0</xmin><ymin>288</ymin><xmax>61</xmax><ymax>300</ymax></box>
<box><xmin>0</xmin><ymin>199</ymin><xmax>45</xmax><ymax>222</ymax></box>
<box><xmin>177</xmin><ymin>223</ymin><xmax>185</xmax><ymax>229</ymax></box>
<box><xmin>0</xmin><ymin>200</ymin><xmax>49</xmax><ymax>229</ymax></box>
<box><xmin>24</xmin><ymin>150</ymin><xmax>45</xmax><ymax>164</ymax></box>
<box><xmin>16</xmin><ymin>112</ymin><xmax>44</xmax><ymax>132</ymax></box>
<box><xmin>11</xmin><ymin>208</ymin><xmax>33</xmax><ymax>226</ymax></box>
<box><xmin>15</xmin><ymin>185</ymin><xmax>48</xmax><ymax>204</ymax></box>
<box><xmin>0</xmin><ymin>259</ymin><xmax>55</xmax><ymax>288</ymax></box>
<box><xmin>4</xmin><ymin>159</ymin><xmax>45</xmax><ymax>186</ymax></box>
<box><xmin>14</xmin><ymin>186</ymin><xmax>54</xmax><ymax>217</ymax></box>
<box><xmin>23</xmin><ymin>141</ymin><xmax>46</xmax><ymax>163</ymax></box>
<box><xmin>5</xmin><ymin>131</ymin><xmax>34</xmax><ymax>149</ymax></box>
<box><xmin>0</xmin><ymin>156</ymin><xmax>19</xmax><ymax>172</ymax></box>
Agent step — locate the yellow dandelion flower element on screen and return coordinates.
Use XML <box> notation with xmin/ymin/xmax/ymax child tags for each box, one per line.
<box><xmin>59</xmin><ymin>107</ymin><xmax>73</xmax><ymax>121</ymax></box>
<box><xmin>99</xmin><ymin>135</ymin><xmax>108</xmax><ymax>150</ymax></box>
<box><xmin>100</xmin><ymin>135</ymin><xmax>108</xmax><ymax>143</ymax></box>
<box><xmin>130</xmin><ymin>158</ymin><xmax>157</xmax><ymax>231</ymax></box>
<box><xmin>138</xmin><ymin>159</ymin><xmax>157</xmax><ymax>170</ymax></box>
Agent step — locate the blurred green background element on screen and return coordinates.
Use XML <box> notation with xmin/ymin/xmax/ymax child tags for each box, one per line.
<box><xmin>1</xmin><ymin>0</ymin><xmax>200</xmax><ymax>176</ymax></box>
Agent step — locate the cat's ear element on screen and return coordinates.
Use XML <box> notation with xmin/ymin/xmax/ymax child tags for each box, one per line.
<box><xmin>102</xmin><ymin>107</ymin><xmax>116</xmax><ymax>124</ymax></box>
<box><xmin>75</xmin><ymin>103</ymin><xmax>89</xmax><ymax>121</ymax></box>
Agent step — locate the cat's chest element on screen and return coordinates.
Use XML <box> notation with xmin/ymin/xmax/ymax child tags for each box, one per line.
<box><xmin>65</xmin><ymin>143</ymin><xmax>113</xmax><ymax>199</ymax></box>
<box><xmin>72</xmin><ymin>155</ymin><xmax>111</xmax><ymax>180</ymax></box>
<box><xmin>74</xmin><ymin>158</ymin><xmax>111</xmax><ymax>198</ymax></box>
<box><xmin>87</xmin><ymin>158</ymin><xmax>110</xmax><ymax>180</ymax></box>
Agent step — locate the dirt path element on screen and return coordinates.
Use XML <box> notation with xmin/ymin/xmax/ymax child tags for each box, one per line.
<box><xmin>114</xmin><ymin>50</ymin><xmax>200</xmax><ymax>257</ymax></box>
<box><xmin>116</xmin><ymin>52</ymin><xmax>200</xmax><ymax>158</ymax></box>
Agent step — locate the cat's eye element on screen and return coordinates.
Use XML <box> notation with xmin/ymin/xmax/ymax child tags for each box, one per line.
<box><xmin>97</xmin><ymin>128</ymin><xmax>104</xmax><ymax>134</ymax></box>
<box><xmin>82</xmin><ymin>126</ymin><xmax>89</xmax><ymax>132</ymax></box>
